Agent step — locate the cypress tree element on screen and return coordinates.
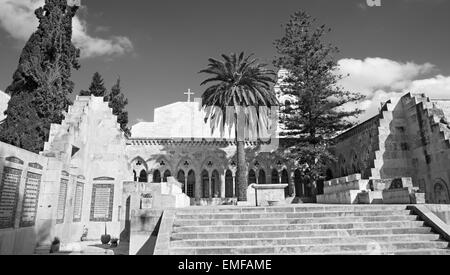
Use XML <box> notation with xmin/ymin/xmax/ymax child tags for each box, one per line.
<box><xmin>0</xmin><ymin>0</ymin><xmax>80</xmax><ymax>153</ymax></box>
<box><xmin>80</xmin><ymin>72</ymin><xmax>107</xmax><ymax>97</ymax></box>
<box><xmin>106</xmin><ymin>78</ymin><xmax>131</xmax><ymax>136</ymax></box>
<box><xmin>274</xmin><ymin>11</ymin><xmax>364</xmax><ymax>188</ymax></box>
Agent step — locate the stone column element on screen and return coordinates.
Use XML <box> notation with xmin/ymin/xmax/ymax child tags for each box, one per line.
<box><xmin>195</xmin><ymin>174</ymin><xmax>201</xmax><ymax>200</ymax></box>
<box><xmin>220</xmin><ymin>173</ymin><xmax>226</xmax><ymax>198</ymax></box>
<box><xmin>290</xmin><ymin>172</ymin><xmax>296</xmax><ymax>196</ymax></box>
<box><xmin>208</xmin><ymin>177</ymin><xmax>212</xmax><ymax>199</ymax></box>
<box><xmin>148</xmin><ymin>172</ymin><xmax>153</xmax><ymax>183</ymax></box>
<box><xmin>232</xmin><ymin>175</ymin><xmax>236</xmax><ymax>197</ymax></box>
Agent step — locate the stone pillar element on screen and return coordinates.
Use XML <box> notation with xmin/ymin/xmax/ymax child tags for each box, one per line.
<box><xmin>195</xmin><ymin>175</ymin><xmax>201</xmax><ymax>200</ymax></box>
<box><xmin>232</xmin><ymin>176</ymin><xmax>236</xmax><ymax>197</ymax></box>
<box><xmin>208</xmin><ymin>177</ymin><xmax>212</xmax><ymax>199</ymax></box>
<box><xmin>290</xmin><ymin>172</ymin><xmax>296</xmax><ymax>196</ymax></box>
<box><xmin>148</xmin><ymin>172</ymin><xmax>153</xmax><ymax>183</ymax></box>
<box><xmin>220</xmin><ymin>174</ymin><xmax>226</xmax><ymax>198</ymax></box>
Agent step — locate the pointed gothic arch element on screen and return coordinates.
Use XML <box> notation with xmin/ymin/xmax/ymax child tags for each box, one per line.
<box><xmin>153</xmin><ymin>169</ymin><xmax>161</xmax><ymax>183</ymax></box>
<box><xmin>225</xmin><ymin>170</ymin><xmax>233</xmax><ymax>198</ymax></box>
<box><xmin>258</xmin><ymin>169</ymin><xmax>266</xmax><ymax>185</ymax></box>
<box><xmin>163</xmin><ymin>170</ymin><xmax>171</xmax><ymax>182</ymax></box>
<box><xmin>211</xmin><ymin>170</ymin><xmax>220</xmax><ymax>198</ymax></box>
<box><xmin>271</xmin><ymin>169</ymin><xmax>280</xmax><ymax>184</ymax></box>
<box><xmin>201</xmin><ymin>170</ymin><xmax>209</xmax><ymax>198</ymax></box>
<box><xmin>139</xmin><ymin>170</ymin><xmax>148</xmax><ymax>182</ymax></box>
<box><xmin>187</xmin><ymin>170</ymin><xmax>196</xmax><ymax>198</ymax></box>
<box><xmin>177</xmin><ymin>170</ymin><xmax>186</xmax><ymax>194</ymax></box>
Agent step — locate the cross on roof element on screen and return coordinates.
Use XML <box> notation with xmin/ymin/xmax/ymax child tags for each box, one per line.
<box><xmin>184</xmin><ymin>89</ymin><xmax>195</xmax><ymax>102</ymax></box>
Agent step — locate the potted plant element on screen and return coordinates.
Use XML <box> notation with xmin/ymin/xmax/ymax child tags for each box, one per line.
<box><xmin>49</xmin><ymin>237</ymin><xmax>60</xmax><ymax>253</ymax></box>
<box><xmin>80</xmin><ymin>226</ymin><xmax>88</xmax><ymax>242</ymax></box>
<box><xmin>110</xmin><ymin>238</ymin><xmax>119</xmax><ymax>248</ymax></box>
<box><xmin>100</xmin><ymin>223</ymin><xmax>111</xmax><ymax>245</ymax></box>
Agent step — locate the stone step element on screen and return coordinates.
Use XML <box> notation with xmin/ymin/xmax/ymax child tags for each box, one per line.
<box><xmin>171</xmin><ymin>226</ymin><xmax>432</xmax><ymax>239</ymax></box>
<box><xmin>175</xmin><ymin>220</ymin><xmax>425</xmax><ymax>232</ymax></box>
<box><xmin>175</xmin><ymin>205</ymin><xmax>408</xmax><ymax>214</ymax></box>
<box><xmin>34</xmin><ymin>246</ymin><xmax>51</xmax><ymax>255</ymax></box>
<box><xmin>173</xmin><ymin>215</ymin><xmax>418</xmax><ymax>229</ymax></box>
<box><xmin>171</xmin><ymin>234</ymin><xmax>442</xmax><ymax>248</ymax></box>
<box><xmin>263</xmin><ymin>249</ymin><xmax>450</xmax><ymax>255</ymax></box>
<box><xmin>175</xmin><ymin>210</ymin><xmax>412</xmax><ymax>220</ymax></box>
<box><xmin>168</xmin><ymin>241</ymin><xmax>449</xmax><ymax>255</ymax></box>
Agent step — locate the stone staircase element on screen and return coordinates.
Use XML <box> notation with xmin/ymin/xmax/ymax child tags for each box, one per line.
<box><xmin>161</xmin><ymin>205</ymin><xmax>450</xmax><ymax>255</ymax></box>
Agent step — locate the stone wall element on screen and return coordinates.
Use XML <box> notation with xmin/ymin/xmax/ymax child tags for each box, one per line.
<box><xmin>126</xmin><ymin>139</ymin><xmax>301</xmax><ymax>203</ymax></box>
<box><xmin>0</xmin><ymin>96</ymin><xmax>130</xmax><ymax>254</ymax></box>
<box><xmin>0</xmin><ymin>141</ymin><xmax>56</xmax><ymax>254</ymax></box>
<box><xmin>331</xmin><ymin>93</ymin><xmax>450</xmax><ymax>204</ymax></box>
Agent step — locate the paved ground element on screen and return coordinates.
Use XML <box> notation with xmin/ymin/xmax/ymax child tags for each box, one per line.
<box><xmin>46</xmin><ymin>240</ymin><xmax>129</xmax><ymax>255</ymax></box>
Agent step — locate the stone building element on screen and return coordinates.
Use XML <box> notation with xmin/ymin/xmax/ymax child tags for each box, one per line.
<box><xmin>1</xmin><ymin>83</ymin><xmax>450</xmax><ymax>254</ymax></box>
<box><xmin>127</xmin><ymin>95</ymin><xmax>312</xmax><ymax>205</ymax></box>
<box><xmin>329</xmin><ymin>93</ymin><xmax>450</xmax><ymax>204</ymax></box>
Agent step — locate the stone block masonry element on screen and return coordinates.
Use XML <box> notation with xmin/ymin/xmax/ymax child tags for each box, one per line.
<box><xmin>1</xmin><ymin>96</ymin><xmax>129</xmax><ymax>254</ymax></box>
<box><xmin>316</xmin><ymin>174</ymin><xmax>425</xmax><ymax>205</ymax></box>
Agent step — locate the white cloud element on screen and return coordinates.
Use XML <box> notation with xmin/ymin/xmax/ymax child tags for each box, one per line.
<box><xmin>337</xmin><ymin>57</ymin><xmax>450</xmax><ymax>122</ymax></box>
<box><xmin>0</xmin><ymin>0</ymin><xmax>133</xmax><ymax>58</ymax></box>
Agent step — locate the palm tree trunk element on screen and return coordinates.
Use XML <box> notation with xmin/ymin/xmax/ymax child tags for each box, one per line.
<box><xmin>236</xmin><ymin>139</ymin><xmax>247</xmax><ymax>201</ymax></box>
<box><xmin>235</xmin><ymin>113</ymin><xmax>248</xmax><ymax>201</ymax></box>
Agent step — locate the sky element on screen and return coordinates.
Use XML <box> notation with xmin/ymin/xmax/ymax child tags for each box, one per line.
<box><xmin>0</xmin><ymin>0</ymin><xmax>450</xmax><ymax>124</ymax></box>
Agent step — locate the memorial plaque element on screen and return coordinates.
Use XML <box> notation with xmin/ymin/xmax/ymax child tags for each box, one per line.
<box><xmin>20</xmin><ymin>172</ymin><xmax>42</xmax><ymax>227</ymax></box>
<box><xmin>56</xmin><ymin>179</ymin><xmax>68</xmax><ymax>224</ymax></box>
<box><xmin>0</xmin><ymin>167</ymin><xmax>22</xmax><ymax>229</ymax></box>
<box><xmin>90</xmin><ymin>184</ymin><xmax>114</xmax><ymax>222</ymax></box>
<box><xmin>73</xmin><ymin>182</ymin><xmax>84</xmax><ymax>222</ymax></box>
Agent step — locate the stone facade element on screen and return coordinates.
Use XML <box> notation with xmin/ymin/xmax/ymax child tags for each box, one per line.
<box><xmin>2</xmin><ymin>91</ymin><xmax>450</xmax><ymax>254</ymax></box>
<box><xmin>0</xmin><ymin>96</ymin><xmax>128</xmax><ymax>254</ymax></box>
<box><xmin>0</xmin><ymin>90</ymin><xmax>10</xmax><ymax>122</ymax></box>
<box><xmin>329</xmin><ymin>93</ymin><xmax>450</xmax><ymax>204</ymax></box>
<box><xmin>127</xmin><ymin>97</ymin><xmax>314</xmax><ymax>205</ymax></box>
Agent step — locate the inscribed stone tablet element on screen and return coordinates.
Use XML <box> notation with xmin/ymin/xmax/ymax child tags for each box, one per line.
<box><xmin>90</xmin><ymin>184</ymin><xmax>114</xmax><ymax>222</ymax></box>
<box><xmin>20</xmin><ymin>172</ymin><xmax>41</xmax><ymax>227</ymax></box>
<box><xmin>0</xmin><ymin>167</ymin><xmax>21</xmax><ymax>229</ymax></box>
<box><xmin>73</xmin><ymin>182</ymin><xmax>84</xmax><ymax>222</ymax></box>
<box><xmin>56</xmin><ymin>179</ymin><xmax>68</xmax><ymax>224</ymax></box>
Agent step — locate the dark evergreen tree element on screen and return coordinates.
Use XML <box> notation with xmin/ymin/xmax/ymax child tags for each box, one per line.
<box><xmin>106</xmin><ymin>78</ymin><xmax>131</xmax><ymax>136</ymax></box>
<box><xmin>274</xmin><ymin>11</ymin><xmax>364</xmax><ymax>188</ymax></box>
<box><xmin>80</xmin><ymin>72</ymin><xmax>107</xmax><ymax>97</ymax></box>
<box><xmin>0</xmin><ymin>0</ymin><xmax>80</xmax><ymax>153</ymax></box>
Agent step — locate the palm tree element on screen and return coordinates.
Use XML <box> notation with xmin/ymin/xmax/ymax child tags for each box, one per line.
<box><xmin>200</xmin><ymin>52</ymin><xmax>278</xmax><ymax>201</ymax></box>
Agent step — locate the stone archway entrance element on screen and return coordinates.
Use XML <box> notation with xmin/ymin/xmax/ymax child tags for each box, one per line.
<box><xmin>201</xmin><ymin>170</ymin><xmax>209</xmax><ymax>198</ymax></box>
<box><xmin>139</xmin><ymin>170</ymin><xmax>148</xmax><ymax>182</ymax></box>
<box><xmin>153</xmin><ymin>170</ymin><xmax>161</xmax><ymax>183</ymax></box>
<box><xmin>258</xmin><ymin>170</ymin><xmax>266</xmax><ymax>185</ymax></box>
<box><xmin>163</xmin><ymin>170</ymin><xmax>171</xmax><ymax>182</ymax></box>
<box><xmin>294</xmin><ymin>169</ymin><xmax>302</xmax><ymax>197</ymax></box>
<box><xmin>187</xmin><ymin>170</ymin><xmax>195</xmax><ymax>198</ymax></box>
<box><xmin>211</xmin><ymin>170</ymin><xmax>220</xmax><ymax>198</ymax></box>
<box><xmin>225</xmin><ymin>170</ymin><xmax>233</xmax><ymax>198</ymax></box>
<box><xmin>177</xmin><ymin>170</ymin><xmax>185</xmax><ymax>194</ymax></box>
<box><xmin>281</xmin><ymin>169</ymin><xmax>289</xmax><ymax>197</ymax></box>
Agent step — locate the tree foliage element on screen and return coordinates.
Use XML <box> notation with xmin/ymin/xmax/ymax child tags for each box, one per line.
<box><xmin>274</xmin><ymin>11</ymin><xmax>364</xmax><ymax>183</ymax></box>
<box><xmin>0</xmin><ymin>0</ymin><xmax>80</xmax><ymax>153</ymax></box>
<box><xmin>80</xmin><ymin>72</ymin><xmax>107</xmax><ymax>97</ymax></box>
<box><xmin>106</xmin><ymin>78</ymin><xmax>131</xmax><ymax>136</ymax></box>
<box><xmin>200</xmin><ymin>52</ymin><xmax>278</xmax><ymax>201</ymax></box>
